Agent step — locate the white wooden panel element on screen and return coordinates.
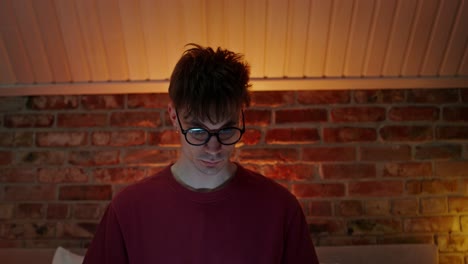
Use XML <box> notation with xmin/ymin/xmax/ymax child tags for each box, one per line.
<box><xmin>224</xmin><ymin>0</ymin><xmax>245</xmax><ymax>54</ymax></box>
<box><xmin>420</xmin><ymin>0</ymin><xmax>460</xmax><ymax>76</ymax></box>
<box><xmin>344</xmin><ymin>0</ymin><xmax>375</xmax><ymax>77</ymax></box>
<box><xmin>382</xmin><ymin>0</ymin><xmax>418</xmax><ymax>77</ymax></box>
<box><xmin>0</xmin><ymin>35</ymin><xmax>16</xmax><ymax>84</ymax></box>
<box><xmin>0</xmin><ymin>0</ymin><xmax>35</xmax><ymax>83</ymax></box>
<box><xmin>96</xmin><ymin>0</ymin><xmax>129</xmax><ymax>81</ymax></box>
<box><xmin>401</xmin><ymin>0</ymin><xmax>439</xmax><ymax>77</ymax></box>
<box><xmin>118</xmin><ymin>0</ymin><xmax>149</xmax><ymax>80</ymax></box>
<box><xmin>75</xmin><ymin>0</ymin><xmax>109</xmax><ymax>81</ymax></box>
<box><xmin>54</xmin><ymin>0</ymin><xmax>91</xmax><ymax>81</ymax></box>
<box><xmin>12</xmin><ymin>0</ymin><xmax>53</xmax><ymax>83</ymax></box>
<box><xmin>304</xmin><ymin>0</ymin><xmax>333</xmax><ymax>77</ymax></box>
<box><xmin>439</xmin><ymin>0</ymin><xmax>468</xmax><ymax>76</ymax></box>
<box><xmin>264</xmin><ymin>0</ymin><xmax>289</xmax><ymax>77</ymax></box>
<box><xmin>459</xmin><ymin>48</ymin><xmax>468</xmax><ymax>75</ymax></box>
<box><xmin>206</xmin><ymin>0</ymin><xmax>225</xmax><ymax>48</ymax></box>
<box><xmin>160</xmin><ymin>0</ymin><xmax>187</xmax><ymax>71</ymax></box>
<box><xmin>363</xmin><ymin>0</ymin><xmax>397</xmax><ymax>77</ymax></box>
<box><xmin>140</xmin><ymin>0</ymin><xmax>169</xmax><ymax>79</ymax></box>
<box><xmin>284</xmin><ymin>0</ymin><xmax>310</xmax><ymax>77</ymax></box>
<box><xmin>32</xmin><ymin>0</ymin><xmax>71</xmax><ymax>83</ymax></box>
<box><xmin>244</xmin><ymin>0</ymin><xmax>267</xmax><ymax>77</ymax></box>
<box><xmin>325</xmin><ymin>0</ymin><xmax>354</xmax><ymax>77</ymax></box>
<box><xmin>181</xmin><ymin>0</ymin><xmax>206</xmax><ymax>46</ymax></box>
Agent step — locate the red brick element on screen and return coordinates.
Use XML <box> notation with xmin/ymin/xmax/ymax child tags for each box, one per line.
<box><xmin>16</xmin><ymin>203</ymin><xmax>45</xmax><ymax>219</ymax></box>
<box><xmin>37</xmin><ymin>168</ymin><xmax>88</xmax><ymax>183</ymax></box>
<box><xmin>292</xmin><ymin>183</ymin><xmax>345</xmax><ymax>198</ymax></box>
<box><xmin>28</xmin><ymin>96</ymin><xmax>79</xmax><ymax>110</ymax></box>
<box><xmin>331</xmin><ymin>107</ymin><xmax>385</xmax><ymax>122</ymax></box>
<box><xmin>440</xmin><ymin>254</ymin><xmax>464</xmax><ymax>264</ymax></box>
<box><xmin>461</xmin><ymin>216</ymin><xmax>468</xmax><ymax>232</ymax></box>
<box><xmin>123</xmin><ymin>149</ymin><xmax>178</xmax><ymax>165</ymax></box>
<box><xmin>391</xmin><ymin>198</ymin><xmax>418</xmax><ymax>215</ymax></box>
<box><xmin>110</xmin><ymin>111</ymin><xmax>161</xmax><ymax>127</ymax></box>
<box><xmin>438</xmin><ymin>234</ymin><xmax>468</xmax><ymax>252</ymax></box>
<box><xmin>383</xmin><ymin>162</ymin><xmax>432</xmax><ymax>177</ymax></box>
<box><xmin>348</xmin><ymin>181</ymin><xmax>404</xmax><ymax>197</ymax></box>
<box><xmin>244</xmin><ymin>109</ymin><xmax>271</xmax><ymax>126</ymax></box>
<box><xmin>149</xmin><ymin>130</ymin><xmax>180</xmax><ymax>146</ymax></box>
<box><xmin>127</xmin><ymin>93</ymin><xmax>169</xmax><ymax>109</ymax></box>
<box><xmin>407</xmin><ymin>89</ymin><xmax>459</xmax><ymax>103</ymax></box>
<box><xmin>0</xmin><ymin>204</ymin><xmax>14</xmax><ymax>219</ymax></box>
<box><xmin>0</xmin><ymin>151</ymin><xmax>12</xmax><ymax>165</ymax></box>
<box><xmin>404</xmin><ymin>216</ymin><xmax>459</xmax><ymax>232</ymax></box>
<box><xmin>462</xmin><ymin>89</ymin><xmax>468</xmax><ymax>102</ymax></box>
<box><xmin>265</xmin><ymin>128</ymin><xmax>319</xmax><ymax>144</ymax></box>
<box><xmin>354</xmin><ymin>90</ymin><xmax>405</xmax><ymax>104</ymax></box>
<box><xmin>318</xmin><ymin>236</ymin><xmax>376</xmax><ymax>246</ymax></box>
<box><xmin>360</xmin><ymin>145</ymin><xmax>411</xmax><ymax>161</ymax></box>
<box><xmin>263</xmin><ymin>163</ymin><xmax>315</xmax><ymax>181</ymax></box>
<box><xmin>0</xmin><ymin>132</ymin><xmax>33</xmax><ymax>147</ymax></box>
<box><xmin>18</xmin><ymin>151</ymin><xmax>66</xmax><ymax>166</ymax></box>
<box><xmin>435</xmin><ymin>161</ymin><xmax>468</xmax><ymax>177</ymax></box>
<box><xmin>239</xmin><ymin>148</ymin><xmax>299</xmax><ymax>163</ymax></box>
<box><xmin>240</xmin><ymin>129</ymin><xmax>262</xmax><ymax>145</ymax></box>
<box><xmin>436</xmin><ymin>126</ymin><xmax>468</xmax><ymax>140</ymax></box>
<box><xmin>4</xmin><ymin>185</ymin><xmax>56</xmax><ymax>201</ymax></box>
<box><xmin>415</xmin><ymin>144</ymin><xmax>462</xmax><ymax>160</ymax></box>
<box><xmin>380</xmin><ymin>126</ymin><xmax>433</xmax><ymax>141</ymax></box>
<box><xmin>323</xmin><ymin>127</ymin><xmax>377</xmax><ymax>142</ymax></box>
<box><xmin>406</xmin><ymin>179</ymin><xmax>458</xmax><ymax>195</ymax></box>
<box><xmin>443</xmin><ymin>107</ymin><xmax>468</xmax><ymax>122</ymax></box>
<box><xmin>47</xmin><ymin>203</ymin><xmax>69</xmax><ymax>219</ymax></box>
<box><xmin>365</xmin><ymin>200</ymin><xmax>390</xmax><ymax>216</ymax></box>
<box><xmin>69</xmin><ymin>150</ymin><xmax>119</xmax><ymax>166</ymax></box>
<box><xmin>57</xmin><ymin>113</ymin><xmax>108</xmax><ymax>127</ymax></box>
<box><xmin>388</xmin><ymin>106</ymin><xmax>439</xmax><ymax>121</ymax></box>
<box><xmin>336</xmin><ymin>200</ymin><xmax>363</xmax><ymax>216</ymax></box>
<box><xmin>275</xmin><ymin>108</ymin><xmax>327</xmax><ymax>123</ymax></box>
<box><xmin>4</xmin><ymin>114</ymin><xmax>54</xmax><ymax>127</ymax></box>
<box><xmin>303</xmin><ymin>147</ymin><xmax>356</xmax><ymax>162</ymax></box>
<box><xmin>250</xmin><ymin>91</ymin><xmax>295</xmax><ymax>106</ymax></box>
<box><xmin>347</xmin><ymin>219</ymin><xmax>401</xmax><ymax>234</ymax></box>
<box><xmin>59</xmin><ymin>185</ymin><xmax>112</xmax><ymax>200</ymax></box>
<box><xmin>421</xmin><ymin>197</ymin><xmax>447</xmax><ymax>214</ymax></box>
<box><xmin>0</xmin><ymin>222</ymin><xmax>56</xmax><ymax>239</ymax></box>
<box><xmin>0</xmin><ymin>97</ymin><xmax>26</xmax><ymax>112</ymax></box>
<box><xmin>73</xmin><ymin>203</ymin><xmax>103</xmax><ymax>219</ymax></box>
<box><xmin>308</xmin><ymin>219</ymin><xmax>346</xmax><ymax>234</ymax></box>
<box><xmin>448</xmin><ymin>197</ymin><xmax>468</xmax><ymax>213</ymax></box>
<box><xmin>321</xmin><ymin>164</ymin><xmax>376</xmax><ymax>179</ymax></box>
<box><xmin>297</xmin><ymin>90</ymin><xmax>350</xmax><ymax>104</ymax></box>
<box><xmin>93</xmin><ymin>167</ymin><xmax>145</xmax><ymax>183</ymax></box>
<box><xmin>81</xmin><ymin>95</ymin><xmax>124</xmax><ymax>109</ymax></box>
<box><xmin>36</xmin><ymin>132</ymin><xmax>87</xmax><ymax>147</ymax></box>
<box><xmin>56</xmin><ymin>222</ymin><xmax>97</xmax><ymax>238</ymax></box>
<box><xmin>307</xmin><ymin>201</ymin><xmax>332</xmax><ymax>216</ymax></box>
<box><xmin>92</xmin><ymin>131</ymin><xmax>146</xmax><ymax>146</ymax></box>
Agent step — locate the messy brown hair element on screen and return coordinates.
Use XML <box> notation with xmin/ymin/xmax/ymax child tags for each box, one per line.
<box><xmin>168</xmin><ymin>44</ymin><xmax>251</xmax><ymax>123</ymax></box>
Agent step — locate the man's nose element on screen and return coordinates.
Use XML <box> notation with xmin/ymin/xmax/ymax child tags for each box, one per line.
<box><xmin>204</xmin><ymin>134</ymin><xmax>222</xmax><ymax>153</ymax></box>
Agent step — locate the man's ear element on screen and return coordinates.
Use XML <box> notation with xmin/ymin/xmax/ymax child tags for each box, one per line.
<box><xmin>168</xmin><ymin>103</ymin><xmax>178</xmax><ymax>127</ymax></box>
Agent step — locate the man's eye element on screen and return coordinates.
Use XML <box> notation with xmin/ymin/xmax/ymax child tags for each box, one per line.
<box><xmin>188</xmin><ymin>128</ymin><xmax>208</xmax><ymax>139</ymax></box>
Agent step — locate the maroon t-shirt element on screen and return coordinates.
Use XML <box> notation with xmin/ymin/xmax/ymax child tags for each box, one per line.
<box><xmin>83</xmin><ymin>165</ymin><xmax>319</xmax><ymax>264</ymax></box>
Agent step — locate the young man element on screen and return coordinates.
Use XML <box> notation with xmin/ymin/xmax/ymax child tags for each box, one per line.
<box><xmin>83</xmin><ymin>44</ymin><xmax>319</xmax><ymax>263</ymax></box>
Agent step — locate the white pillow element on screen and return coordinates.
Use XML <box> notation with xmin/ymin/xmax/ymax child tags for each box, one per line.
<box><xmin>52</xmin><ymin>247</ymin><xmax>84</xmax><ymax>264</ymax></box>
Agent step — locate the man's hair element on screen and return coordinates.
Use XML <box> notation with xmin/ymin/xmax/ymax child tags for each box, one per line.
<box><xmin>168</xmin><ymin>43</ymin><xmax>251</xmax><ymax>123</ymax></box>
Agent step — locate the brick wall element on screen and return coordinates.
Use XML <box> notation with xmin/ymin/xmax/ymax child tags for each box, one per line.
<box><xmin>1</xmin><ymin>88</ymin><xmax>468</xmax><ymax>263</ymax></box>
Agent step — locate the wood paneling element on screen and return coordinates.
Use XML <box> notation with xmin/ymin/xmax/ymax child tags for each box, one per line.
<box><xmin>0</xmin><ymin>0</ymin><xmax>467</xmax><ymax>94</ymax></box>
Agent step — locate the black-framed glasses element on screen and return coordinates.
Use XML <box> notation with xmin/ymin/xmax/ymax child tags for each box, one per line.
<box><xmin>176</xmin><ymin>110</ymin><xmax>245</xmax><ymax>146</ymax></box>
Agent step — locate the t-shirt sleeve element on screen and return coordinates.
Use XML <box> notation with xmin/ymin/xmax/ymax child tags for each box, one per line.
<box><xmin>82</xmin><ymin>203</ymin><xmax>128</xmax><ymax>264</ymax></box>
<box><xmin>282</xmin><ymin>201</ymin><xmax>320</xmax><ymax>264</ymax></box>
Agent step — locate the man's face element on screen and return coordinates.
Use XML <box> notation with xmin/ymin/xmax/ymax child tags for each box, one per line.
<box><xmin>169</xmin><ymin>104</ymin><xmax>241</xmax><ymax>176</ymax></box>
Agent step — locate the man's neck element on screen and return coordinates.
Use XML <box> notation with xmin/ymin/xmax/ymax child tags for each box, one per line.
<box><xmin>170</xmin><ymin>161</ymin><xmax>237</xmax><ymax>191</ymax></box>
